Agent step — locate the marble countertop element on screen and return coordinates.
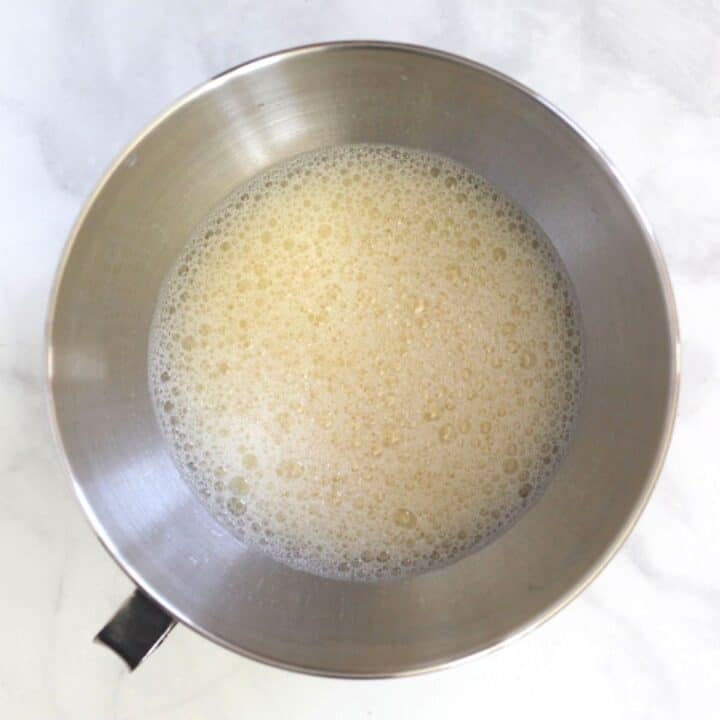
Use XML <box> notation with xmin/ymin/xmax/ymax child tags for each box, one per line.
<box><xmin>2</xmin><ymin>1</ymin><xmax>718</xmax><ymax>718</ymax></box>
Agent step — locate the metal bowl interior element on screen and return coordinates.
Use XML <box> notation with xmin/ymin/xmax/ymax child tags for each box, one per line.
<box><xmin>47</xmin><ymin>42</ymin><xmax>678</xmax><ymax>677</ymax></box>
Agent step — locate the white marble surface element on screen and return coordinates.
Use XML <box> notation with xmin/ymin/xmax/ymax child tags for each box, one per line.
<box><xmin>1</xmin><ymin>1</ymin><xmax>718</xmax><ymax>717</ymax></box>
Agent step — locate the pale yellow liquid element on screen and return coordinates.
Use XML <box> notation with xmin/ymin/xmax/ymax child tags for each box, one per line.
<box><xmin>150</xmin><ymin>145</ymin><xmax>583</xmax><ymax>580</ymax></box>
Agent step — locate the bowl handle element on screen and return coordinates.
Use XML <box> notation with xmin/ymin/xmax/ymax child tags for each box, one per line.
<box><xmin>95</xmin><ymin>589</ymin><xmax>176</xmax><ymax>670</ymax></box>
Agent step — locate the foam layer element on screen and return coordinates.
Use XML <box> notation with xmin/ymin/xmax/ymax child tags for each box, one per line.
<box><xmin>149</xmin><ymin>144</ymin><xmax>583</xmax><ymax>580</ymax></box>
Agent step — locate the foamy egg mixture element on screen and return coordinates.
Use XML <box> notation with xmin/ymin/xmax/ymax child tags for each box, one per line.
<box><xmin>149</xmin><ymin>145</ymin><xmax>583</xmax><ymax>580</ymax></box>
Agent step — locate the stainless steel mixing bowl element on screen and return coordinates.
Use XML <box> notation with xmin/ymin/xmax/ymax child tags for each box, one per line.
<box><xmin>47</xmin><ymin>42</ymin><xmax>679</xmax><ymax>676</ymax></box>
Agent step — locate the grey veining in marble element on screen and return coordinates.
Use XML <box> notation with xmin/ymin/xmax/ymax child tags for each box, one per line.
<box><xmin>1</xmin><ymin>1</ymin><xmax>718</xmax><ymax>718</ymax></box>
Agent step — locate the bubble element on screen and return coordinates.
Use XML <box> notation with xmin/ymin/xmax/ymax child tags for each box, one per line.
<box><xmin>503</xmin><ymin>458</ymin><xmax>519</xmax><ymax>474</ymax></box>
<box><xmin>277</xmin><ymin>459</ymin><xmax>303</xmax><ymax>479</ymax></box>
<box><xmin>227</xmin><ymin>497</ymin><xmax>246</xmax><ymax>516</ymax></box>
<box><xmin>519</xmin><ymin>350</ymin><xmax>537</xmax><ymax>369</ymax></box>
<box><xmin>393</xmin><ymin>508</ymin><xmax>417</xmax><ymax>528</ymax></box>
<box><xmin>438</xmin><ymin>424</ymin><xmax>455</xmax><ymax>442</ymax></box>
<box><xmin>423</xmin><ymin>400</ymin><xmax>441</xmax><ymax>421</ymax></box>
<box><xmin>231</xmin><ymin>476</ymin><xmax>248</xmax><ymax>494</ymax></box>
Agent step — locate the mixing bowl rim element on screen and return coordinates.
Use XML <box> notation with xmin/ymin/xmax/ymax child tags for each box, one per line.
<box><xmin>45</xmin><ymin>40</ymin><xmax>680</xmax><ymax>678</ymax></box>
